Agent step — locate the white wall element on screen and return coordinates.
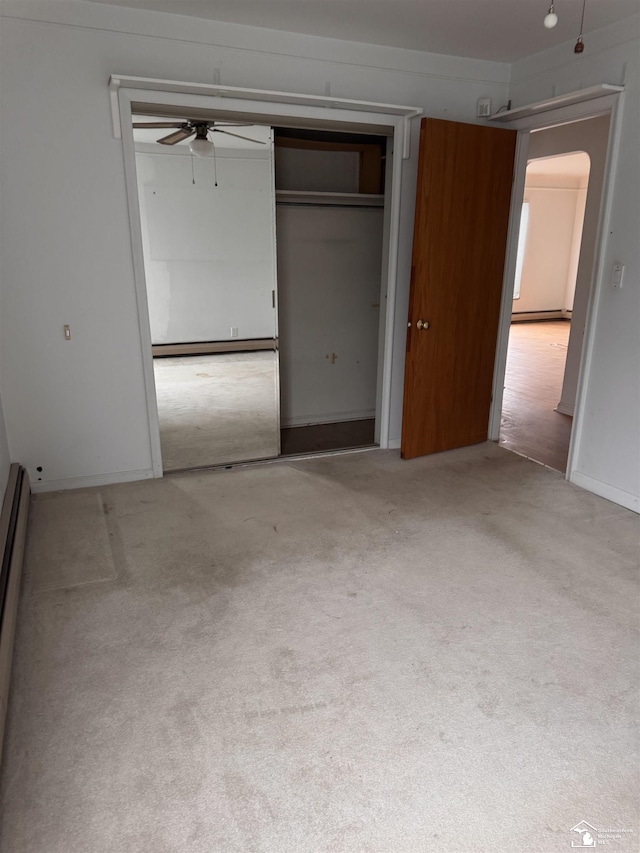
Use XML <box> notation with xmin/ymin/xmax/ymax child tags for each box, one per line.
<box><xmin>514</xmin><ymin>176</ymin><xmax>585</xmax><ymax>314</ymax></box>
<box><xmin>136</xmin><ymin>136</ymin><xmax>276</xmax><ymax>345</ymax></box>
<box><xmin>509</xmin><ymin>15</ymin><xmax>640</xmax><ymax>510</ymax></box>
<box><xmin>0</xmin><ymin>0</ymin><xmax>509</xmax><ymax>490</ymax></box>
<box><xmin>565</xmin><ymin>186</ymin><xmax>588</xmax><ymax>311</ymax></box>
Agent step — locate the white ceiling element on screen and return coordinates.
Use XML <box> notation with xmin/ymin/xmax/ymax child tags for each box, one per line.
<box><xmin>83</xmin><ymin>0</ymin><xmax>639</xmax><ymax>62</ymax></box>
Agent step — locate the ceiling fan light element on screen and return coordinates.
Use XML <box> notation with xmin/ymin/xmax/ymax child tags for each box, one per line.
<box><xmin>189</xmin><ymin>138</ymin><xmax>215</xmax><ymax>157</ymax></box>
<box><xmin>544</xmin><ymin>3</ymin><xmax>558</xmax><ymax>27</ymax></box>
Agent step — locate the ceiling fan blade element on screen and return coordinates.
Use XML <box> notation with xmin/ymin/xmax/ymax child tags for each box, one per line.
<box><xmin>132</xmin><ymin>122</ymin><xmax>186</xmax><ymax>129</ymax></box>
<box><xmin>212</xmin><ymin>129</ymin><xmax>267</xmax><ymax>144</ymax></box>
<box><xmin>157</xmin><ymin>128</ymin><xmax>196</xmax><ymax>146</ymax></box>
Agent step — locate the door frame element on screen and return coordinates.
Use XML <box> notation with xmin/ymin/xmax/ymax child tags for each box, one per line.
<box><xmin>488</xmin><ymin>89</ymin><xmax>625</xmax><ymax>484</ymax></box>
<box><xmin>114</xmin><ymin>81</ymin><xmax>419</xmax><ymax>476</ymax></box>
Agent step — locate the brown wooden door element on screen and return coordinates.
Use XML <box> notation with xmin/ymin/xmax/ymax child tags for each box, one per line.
<box><xmin>401</xmin><ymin>118</ymin><xmax>516</xmax><ymax>459</ymax></box>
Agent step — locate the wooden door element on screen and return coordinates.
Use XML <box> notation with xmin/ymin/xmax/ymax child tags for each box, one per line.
<box><xmin>401</xmin><ymin>118</ymin><xmax>516</xmax><ymax>459</ymax></box>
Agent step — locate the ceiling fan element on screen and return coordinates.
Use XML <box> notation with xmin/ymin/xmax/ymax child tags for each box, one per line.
<box><xmin>132</xmin><ymin>119</ymin><xmax>267</xmax><ymax>151</ymax></box>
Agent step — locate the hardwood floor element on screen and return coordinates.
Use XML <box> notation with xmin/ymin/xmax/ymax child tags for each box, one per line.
<box><xmin>499</xmin><ymin>320</ymin><xmax>573</xmax><ymax>473</ymax></box>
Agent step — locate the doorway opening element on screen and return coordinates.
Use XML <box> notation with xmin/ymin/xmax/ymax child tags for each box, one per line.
<box><xmin>131</xmin><ymin>113</ymin><xmax>389</xmax><ymax>471</ymax></box>
<box><xmin>499</xmin><ymin>151</ymin><xmax>591</xmax><ymax>472</ymax></box>
<box><xmin>495</xmin><ymin>110</ymin><xmax>612</xmax><ymax>475</ymax></box>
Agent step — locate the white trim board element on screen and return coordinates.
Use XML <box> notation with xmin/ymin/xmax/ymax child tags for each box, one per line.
<box><xmin>110</xmin><ymin>75</ymin><xmax>423</xmax><ymax>159</ymax></box>
<box><xmin>31</xmin><ymin>468</ymin><xmax>155</xmax><ymax>494</ymax></box>
<box><xmin>489</xmin><ymin>85</ymin><xmax>623</xmax><ymax>124</ymax></box>
<box><xmin>571</xmin><ymin>472</ymin><xmax>639</xmax><ymax>514</ymax></box>
<box><xmin>564</xmin><ymin>92</ymin><xmax>626</xmax><ymax>487</ymax></box>
<box><xmin>489</xmin><ymin>87</ymin><xmax>623</xmax><ymax>133</ymax></box>
<box><xmin>555</xmin><ymin>401</ymin><xmax>575</xmax><ymax>417</ymax></box>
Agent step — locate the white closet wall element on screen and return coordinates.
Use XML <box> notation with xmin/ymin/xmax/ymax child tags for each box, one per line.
<box><xmin>277</xmin><ymin>204</ymin><xmax>383</xmax><ymax>427</ymax></box>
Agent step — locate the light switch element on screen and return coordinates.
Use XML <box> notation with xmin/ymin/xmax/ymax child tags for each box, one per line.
<box><xmin>64</xmin><ymin>324</ymin><xmax>71</xmax><ymax>340</ymax></box>
<box><xmin>477</xmin><ymin>97</ymin><xmax>492</xmax><ymax>117</ymax></box>
<box><xmin>611</xmin><ymin>263</ymin><xmax>624</xmax><ymax>289</ymax></box>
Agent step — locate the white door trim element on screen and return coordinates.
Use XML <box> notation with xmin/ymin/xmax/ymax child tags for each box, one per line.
<box><xmin>109</xmin><ymin>75</ymin><xmax>422</xmax><ymax>157</ymax></box>
<box><xmin>488</xmin><ymin>89</ymin><xmax>624</xmax><ymax>488</ymax></box>
<box><xmin>116</xmin><ymin>83</ymin><xmax>420</xmax><ymax>475</ymax></box>
<box><xmin>118</xmin><ymin>92</ymin><xmax>163</xmax><ymax>477</ymax></box>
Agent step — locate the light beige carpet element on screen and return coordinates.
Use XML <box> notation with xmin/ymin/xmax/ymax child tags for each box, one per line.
<box><xmin>153</xmin><ymin>352</ymin><xmax>279</xmax><ymax>470</ymax></box>
<box><xmin>0</xmin><ymin>444</ymin><xmax>638</xmax><ymax>852</ymax></box>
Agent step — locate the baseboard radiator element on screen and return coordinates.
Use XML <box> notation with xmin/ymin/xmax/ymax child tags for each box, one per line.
<box><xmin>511</xmin><ymin>310</ymin><xmax>572</xmax><ymax>322</ymax></box>
<box><xmin>0</xmin><ymin>464</ymin><xmax>30</xmax><ymax>764</ymax></box>
<box><xmin>152</xmin><ymin>339</ymin><xmax>277</xmax><ymax>357</ymax></box>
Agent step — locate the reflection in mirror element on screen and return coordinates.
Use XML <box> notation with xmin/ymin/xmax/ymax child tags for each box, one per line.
<box><xmin>153</xmin><ymin>351</ymin><xmax>279</xmax><ymax>469</ymax></box>
<box><xmin>133</xmin><ymin>117</ymin><xmax>280</xmax><ymax>470</ymax></box>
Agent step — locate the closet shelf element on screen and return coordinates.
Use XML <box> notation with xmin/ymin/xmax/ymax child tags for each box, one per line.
<box><xmin>275</xmin><ymin>190</ymin><xmax>384</xmax><ymax>207</ymax></box>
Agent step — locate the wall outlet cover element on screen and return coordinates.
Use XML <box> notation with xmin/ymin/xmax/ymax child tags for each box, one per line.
<box><xmin>477</xmin><ymin>98</ymin><xmax>492</xmax><ymax>117</ymax></box>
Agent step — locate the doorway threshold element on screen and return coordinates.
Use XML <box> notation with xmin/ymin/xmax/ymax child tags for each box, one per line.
<box><xmin>497</xmin><ymin>443</ymin><xmax>564</xmax><ymax>475</ymax></box>
<box><xmin>163</xmin><ymin>444</ymin><xmax>381</xmax><ymax>478</ymax></box>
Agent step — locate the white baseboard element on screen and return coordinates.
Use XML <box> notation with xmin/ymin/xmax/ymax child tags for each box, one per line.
<box><xmin>387</xmin><ymin>438</ymin><xmax>401</xmax><ymax>450</ymax></box>
<box><xmin>31</xmin><ymin>468</ymin><xmax>155</xmax><ymax>494</ymax></box>
<box><xmin>281</xmin><ymin>410</ymin><xmax>375</xmax><ymax>428</ymax></box>
<box><xmin>555</xmin><ymin>401</ymin><xmax>575</xmax><ymax>416</ymax></box>
<box><xmin>570</xmin><ymin>471</ymin><xmax>639</xmax><ymax>513</ymax></box>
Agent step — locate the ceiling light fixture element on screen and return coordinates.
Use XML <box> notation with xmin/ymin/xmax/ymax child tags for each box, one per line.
<box><xmin>544</xmin><ymin>2</ymin><xmax>558</xmax><ymax>28</ymax></box>
<box><xmin>189</xmin><ymin>132</ymin><xmax>218</xmax><ymax>187</ymax></box>
<box><xmin>189</xmin><ymin>137</ymin><xmax>215</xmax><ymax>156</ymax></box>
<box><xmin>574</xmin><ymin>0</ymin><xmax>587</xmax><ymax>53</ymax></box>
<box><xmin>189</xmin><ymin>123</ymin><xmax>216</xmax><ymax>157</ymax></box>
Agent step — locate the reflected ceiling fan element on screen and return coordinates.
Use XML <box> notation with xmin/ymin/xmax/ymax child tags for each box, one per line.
<box><xmin>132</xmin><ymin>119</ymin><xmax>267</xmax><ymax>155</ymax></box>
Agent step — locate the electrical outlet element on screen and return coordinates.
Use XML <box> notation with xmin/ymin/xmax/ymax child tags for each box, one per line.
<box><xmin>611</xmin><ymin>263</ymin><xmax>624</xmax><ymax>289</ymax></box>
<box><xmin>230</xmin><ymin>327</ymin><xmax>238</xmax><ymax>338</ymax></box>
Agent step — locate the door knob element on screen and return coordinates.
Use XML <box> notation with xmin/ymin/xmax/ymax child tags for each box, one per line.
<box><xmin>416</xmin><ymin>319</ymin><xmax>430</xmax><ymax>330</ymax></box>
